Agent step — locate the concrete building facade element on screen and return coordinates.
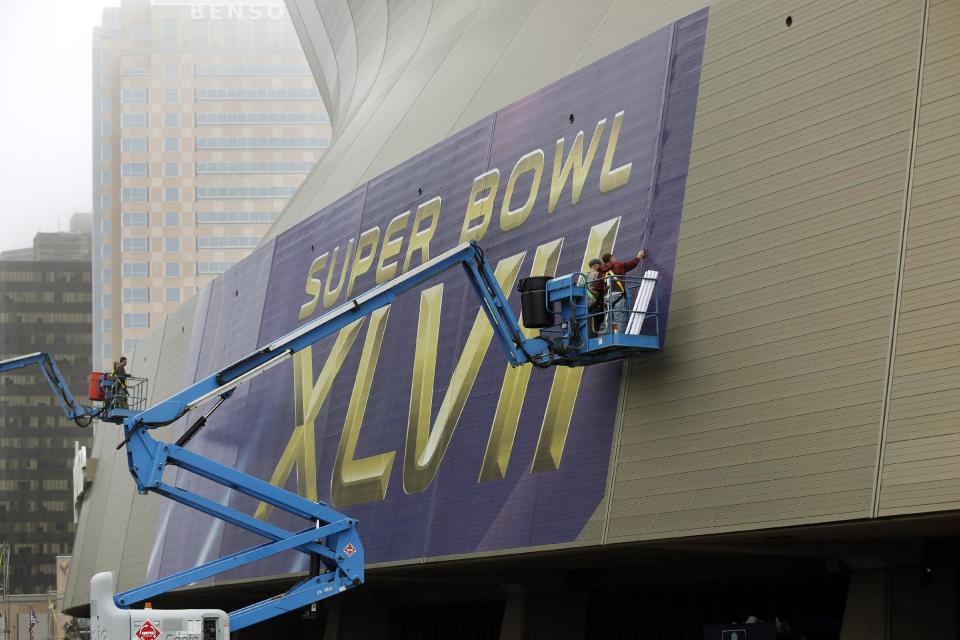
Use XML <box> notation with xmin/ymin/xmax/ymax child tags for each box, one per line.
<box><xmin>91</xmin><ymin>0</ymin><xmax>329</xmax><ymax>369</ymax></box>
<box><xmin>64</xmin><ymin>0</ymin><xmax>960</xmax><ymax>638</ymax></box>
<box><xmin>0</xmin><ymin>238</ymin><xmax>92</xmax><ymax>595</ymax></box>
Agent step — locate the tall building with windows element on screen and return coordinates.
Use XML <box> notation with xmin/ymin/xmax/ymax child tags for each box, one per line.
<box><xmin>91</xmin><ymin>1</ymin><xmax>328</xmax><ymax>368</ymax></box>
<box><xmin>0</xmin><ymin>228</ymin><xmax>91</xmax><ymax>594</ymax></box>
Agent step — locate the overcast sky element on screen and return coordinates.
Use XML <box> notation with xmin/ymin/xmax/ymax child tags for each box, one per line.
<box><xmin>0</xmin><ymin>0</ymin><xmax>120</xmax><ymax>253</ymax></box>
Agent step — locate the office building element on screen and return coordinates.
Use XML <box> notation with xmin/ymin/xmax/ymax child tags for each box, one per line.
<box><xmin>0</xmin><ymin>231</ymin><xmax>92</xmax><ymax>595</ymax></box>
<box><xmin>91</xmin><ymin>0</ymin><xmax>329</xmax><ymax>369</ymax></box>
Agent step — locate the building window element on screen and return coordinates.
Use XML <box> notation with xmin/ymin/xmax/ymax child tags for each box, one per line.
<box><xmin>121</xmin><ymin>162</ymin><xmax>148</xmax><ymax>177</ymax></box>
<box><xmin>121</xmin><ymin>112</ymin><xmax>148</xmax><ymax>128</ymax></box>
<box><xmin>101</xmin><ymin>219</ymin><xmax>111</xmax><ymax>233</ymax></box>
<box><xmin>102</xmin><ymin>318</ymin><xmax>112</xmax><ymax>332</ymax></box>
<box><xmin>100</xmin><ymin>74</ymin><xmax>112</xmax><ymax>87</ymax></box>
<box><xmin>122</xmin><ymin>237</ymin><xmax>149</xmax><ymax>252</ymax></box>
<box><xmin>196</xmin><ymin>137</ymin><xmax>327</xmax><ymax>150</ymax></box>
<box><xmin>164</xmin><ymin>187</ymin><xmax>180</xmax><ymax>202</ymax></box>
<box><xmin>99</xmin><ymin>145</ymin><xmax>112</xmax><ymax>161</ymax></box>
<box><xmin>163</xmin><ymin>64</ymin><xmax>179</xmax><ymax>79</ymax></box>
<box><xmin>121</xmin><ymin>138</ymin><xmax>148</xmax><ymax>152</ymax></box>
<box><xmin>102</xmin><ymin>292</ymin><xmax>112</xmax><ymax>307</ymax></box>
<box><xmin>123</xmin><ymin>338</ymin><xmax>140</xmax><ymax>354</ymax></box>
<box><xmin>122</xmin><ymin>287</ymin><xmax>149</xmax><ymax>303</ymax></box>
<box><xmin>195</xmin><ymin>161</ymin><xmax>314</xmax><ymax>174</ymax></box>
<box><xmin>194</xmin><ymin>87</ymin><xmax>321</xmax><ymax>101</ymax></box>
<box><xmin>163</xmin><ymin>237</ymin><xmax>181</xmax><ymax>252</ymax></box>
<box><xmin>164</xmin><ymin>88</ymin><xmax>180</xmax><ymax>104</ymax></box>
<box><xmin>165</xmin><ymin>287</ymin><xmax>181</xmax><ymax>303</ymax></box>
<box><xmin>101</xmin><ymin>244</ymin><xmax>112</xmax><ymax>258</ymax></box>
<box><xmin>196</xmin><ymin>211</ymin><xmax>278</xmax><ymax>224</ymax></box>
<box><xmin>100</xmin><ymin>121</ymin><xmax>112</xmax><ymax>136</ymax></box>
<box><xmin>164</xmin><ymin>212</ymin><xmax>180</xmax><ymax>227</ymax></box>
<box><xmin>120</xmin><ymin>88</ymin><xmax>148</xmax><ymax>103</ymax></box>
<box><xmin>100</xmin><ymin>194</ymin><xmax>113</xmax><ymax>209</ymax></box>
<box><xmin>100</xmin><ymin>169</ymin><xmax>111</xmax><ymax>184</ymax></box>
<box><xmin>122</xmin><ymin>262</ymin><xmax>149</xmax><ymax>277</ymax></box>
<box><xmin>164</xmin><ymin>162</ymin><xmax>180</xmax><ymax>177</ymax></box>
<box><xmin>194</xmin><ymin>64</ymin><xmax>311</xmax><ymax>76</ymax></box>
<box><xmin>123</xmin><ymin>313</ymin><xmax>149</xmax><ymax>328</ymax></box>
<box><xmin>99</xmin><ymin>97</ymin><xmax>111</xmax><ymax>112</ymax></box>
<box><xmin>254</xmin><ymin>19</ymin><xmax>268</xmax><ymax>48</ymax></box>
<box><xmin>192</xmin><ymin>20</ymin><xmax>209</xmax><ymax>48</ymax></box>
<box><xmin>122</xmin><ymin>187</ymin><xmax>148</xmax><ymax>202</ymax></box>
<box><xmin>164</xmin><ymin>262</ymin><xmax>181</xmax><ymax>277</ymax></box>
<box><xmin>164</xmin><ymin>137</ymin><xmax>180</xmax><ymax>152</ymax></box>
<box><xmin>196</xmin><ymin>236</ymin><xmax>259</xmax><ymax>249</ymax></box>
<box><xmin>194</xmin><ymin>112</ymin><xmax>327</xmax><ymax>125</ymax></box>
<box><xmin>197</xmin><ymin>262</ymin><xmax>235</xmax><ymax>274</ymax></box>
<box><xmin>102</xmin><ymin>343</ymin><xmax>113</xmax><ymax>359</ymax></box>
<box><xmin>122</xmin><ymin>212</ymin><xmax>148</xmax><ymax>227</ymax></box>
<box><xmin>196</xmin><ymin>186</ymin><xmax>297</xmax><ymax>199</ymax></box>
<box><xmin>101</xmin><ymin>269</ymin><xmax>112</xmax><ymax>284</ymax></box>
<box><xmin>223</xmin><ymin>19</ymin><xmax>239</xmax><ymax>49</ymax></box>
<box><xmin>163</xmin><ymin>113</ymin><xmax>180</xmax><ymax>128</ymax></box>
<box><xmin>163</xmin><ymin>19</ymin><xmax>178</xmax><ymax>48</ymax></box>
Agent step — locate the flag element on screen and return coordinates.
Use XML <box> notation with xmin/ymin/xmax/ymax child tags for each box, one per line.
<box><xmin>28</xmin><ymin>608</ymin><xmax>38</xmax><ymax>640</ymax></box>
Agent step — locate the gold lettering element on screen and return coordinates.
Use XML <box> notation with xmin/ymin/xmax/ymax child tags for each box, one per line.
<box><xmin>403</xmin><ymin>197</ymin><xmax>441</xmax><ymax>272</ymax></box>
<box><xmin>479</xmin><ymin>238</ymin><xmax>563</xmax><ymax>482</ymax></box>
<box><xmin>500</xmin><ymin>150</ymin><xmax>544</xmax><ymax>232</ymax></box>
<box><xmin>460</xmin><ymin>170</ymin><xmax>500</xmax><ymax>243</ymax></box>
<box><xmin>549</xmin><ymin>119</ymin><xmax>606</xmax><ymax>213</ymax></box>
<box><xmin>323</xmin><ymin>239</ymin><xmax>355</xmax><ymax>309</ymax></box>
<box><xmin>599</xmin><ymin>111</ymin><xmax>632</xmax><ymax>194</ymax></box>
<box><xmin>346</xmin><ymin>227</ymin><xmax>381</xmax><ymax>298</ymax></box>
<box><xmin>376</xmin><ymin>212</ymin><xmax>410</xmax><ymax>284</ymax></box>
<box><xmin>404</xmin><ymin>253</ymin><xmax>526</xmax><ymax>494</ymax></box>
<box><xmin>330</xmin><ymin>307</ymin><xmax>396</xmax><ymax>507</ymax></box>
<box><xmin>531</xmin><ymin>217</ymin><xmax>620</xmax><ymax>472</ymax></box>
<box><xmin>298</xmin><ymin>253</ymin><xmax>328</xmax><ymax>320</ymax></box>
<box><xmin>254</xmin><ymin>323</ymin><xmax>364</xmax><ymax>519</ymax></box>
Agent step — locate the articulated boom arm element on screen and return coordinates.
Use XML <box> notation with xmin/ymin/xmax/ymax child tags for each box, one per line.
<box><xmin>0</xmin><ymin>352</ymin><xmax>99</xmax><ymax>427</ymax></box>
<box><xmin>113</xmin><ymin>242</ymin><xmax>552</xmax><ymax>630</ymax></box>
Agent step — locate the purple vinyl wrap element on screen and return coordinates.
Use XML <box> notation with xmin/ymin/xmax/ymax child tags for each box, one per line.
<box><xmin>147</xmin><ymin>9</ymin><xmax>707</xmax><ymax>583</ymax></box>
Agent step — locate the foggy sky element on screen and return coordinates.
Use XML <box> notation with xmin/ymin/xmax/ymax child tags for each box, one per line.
<box><xmin>0</xmin><ymin>0</ymin><xmax>119</xmax><ymax>253</ymax></box>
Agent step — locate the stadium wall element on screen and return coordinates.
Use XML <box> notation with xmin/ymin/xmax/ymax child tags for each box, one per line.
<box><xmin>64</xmin><ymin>0</ymin><xmax>960</xmax><ymax>636</ymax></box>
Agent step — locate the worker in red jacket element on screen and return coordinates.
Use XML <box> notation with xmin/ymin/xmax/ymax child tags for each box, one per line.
<box><xmin>598</xmin><ymin>248</ymin><xmax>646</xmax><ymax>333</ymax></box>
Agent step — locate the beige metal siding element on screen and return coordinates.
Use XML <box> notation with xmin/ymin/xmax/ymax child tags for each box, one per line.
<box><xmin>605</xmin><ymin>0</ymin><xmax>925</xmax><ymax>542</ymax></box>
<box><xmin>878</xmin><ymin>0</ymin><xmax>960</xmax><ymax>516</ymax></box>
<box><xmin>63</xmin><ymin>426</ymin><xmax>116</xmax><ymax>610</ymax></box>
<box><xmin>117</xmin><ymin>298</ymin><xmax>198</xmax><ymax>591</ymax></box>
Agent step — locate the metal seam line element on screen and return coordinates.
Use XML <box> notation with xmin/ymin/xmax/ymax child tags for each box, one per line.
<box><xmin>870</xmin><ymin>0</ymin><xmax>930</xmax><ymax>519</ymax></box>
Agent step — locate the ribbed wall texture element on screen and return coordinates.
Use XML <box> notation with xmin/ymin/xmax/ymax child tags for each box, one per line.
<box><xmin>64</xmin><ymin>0</ymin><xmax>960</xmax><ymax>612</ymax></box>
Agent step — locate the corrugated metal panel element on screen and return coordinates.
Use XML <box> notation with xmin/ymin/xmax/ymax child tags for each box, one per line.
<box><xmin>91</xmin><ymin>319</ymin><xmax>167</xmax><ymax>592</ymax></box>
<box><xmin>118</xmin><ymin>298</ymin><xmax>198</xmax><ymax>592</ymax></box>
<box><xmin>878</xmin><ymin>0</ymin><xmax>960</xmax><ymax>515</ymax></box>
<box><xmin>605</xmin><ymin>0</ymin><xmax>924</xmax><ymax>543</ymax></box>
<box><xmin>63</xmin><ymin>425</ymin><xmax>115</xmax><ymax>610</ymax></box>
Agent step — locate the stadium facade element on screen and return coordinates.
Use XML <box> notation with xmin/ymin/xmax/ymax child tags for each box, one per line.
<box><xmin>63</xmin><ymin>0</ymin><xmax>960</xmax><ymax>637</ymax></box>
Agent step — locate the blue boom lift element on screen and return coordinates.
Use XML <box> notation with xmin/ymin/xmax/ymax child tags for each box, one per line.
<box><xmin>0</xmin><ymin>241</ymin><xmax>660</xmax><ymax>636</ymax></box>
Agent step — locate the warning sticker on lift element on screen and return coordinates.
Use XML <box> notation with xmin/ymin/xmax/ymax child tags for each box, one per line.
<box><xmin>135</xmin><ymin>620</ymin><xmax>160</xmax><ymax>640</ymax></box>
<box><xmin>342</xmin><ymin>543</ymin><xmax>356</xmax><ymax>557</ymax></box>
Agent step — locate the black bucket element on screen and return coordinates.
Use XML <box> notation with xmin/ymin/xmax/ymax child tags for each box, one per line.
<box><xmin>517</xmin><ymin>276</ymin><xmax>554</xmax><ymax>328</ymax></box>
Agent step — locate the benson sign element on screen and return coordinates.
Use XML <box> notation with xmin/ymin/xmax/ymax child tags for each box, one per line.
<box><xmin>147</xmin><ymin>9</ymin><xmax>707</xmax><ymax>581</ymax></box>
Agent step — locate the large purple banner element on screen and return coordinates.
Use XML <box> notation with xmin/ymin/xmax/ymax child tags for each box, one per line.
<box><xmin>148</xmin><ymin>10</ymin><xmax>707</xmax><ymax>582</ymax></box>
